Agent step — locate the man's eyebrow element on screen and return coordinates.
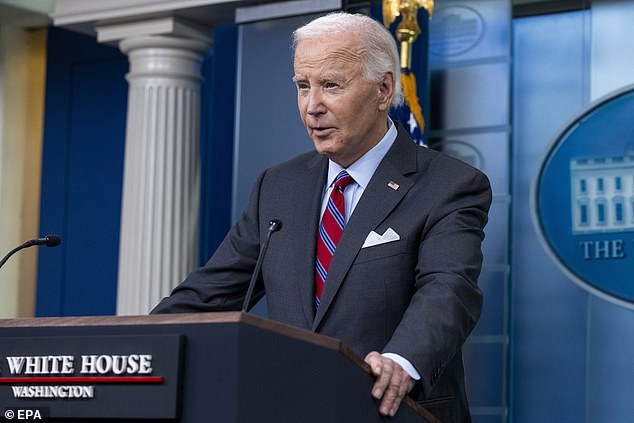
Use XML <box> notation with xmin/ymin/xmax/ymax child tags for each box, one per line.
<box><xmin>292</xmin><ymin>73</ymin><xmax>346</xmax><ymax>84</ymax></box>
<box><xmin>320</xmin><ymin>73</ymin><xmax>344</xmax><ymax>82</ymax></box>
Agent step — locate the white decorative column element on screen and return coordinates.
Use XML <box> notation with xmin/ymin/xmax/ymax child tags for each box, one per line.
<box><xmin>116</xmin><ymin>33</ymin><xmax>210</xmax><ymax>315</ymax></box>
<box><xmin>51</xmin><ymin>1</ymin><xmax>278</xmax><ymax>316</ymax></box>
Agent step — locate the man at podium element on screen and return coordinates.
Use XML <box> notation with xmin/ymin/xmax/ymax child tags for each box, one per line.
<box><xmin>153</xmin><ymin>12</ymin><xmax>491</xmax><ymax>423</ymax></box>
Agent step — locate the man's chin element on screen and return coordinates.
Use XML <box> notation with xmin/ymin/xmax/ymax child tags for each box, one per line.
<box><xmin>312</xmin><ymin>145</ymin><xmax>333</xmax><ymax>158</ymax></box>
<box><xmin>315</xmin><ymin>148</ymin><xmax>351</xmax><ymax>167</ymax></box>
<box><xmin>315</xmin><ymin>148</ymin><xmax>336</xmax><ymax>159</ymax></box>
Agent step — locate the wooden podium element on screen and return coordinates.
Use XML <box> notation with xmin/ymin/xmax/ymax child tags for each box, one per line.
<box><xmin>0</xmin><ymin>312</ymin><xmax>438</xmax><ymax>422</ymax></box>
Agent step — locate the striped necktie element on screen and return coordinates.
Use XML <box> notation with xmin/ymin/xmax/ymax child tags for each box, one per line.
<box><xmin>315</xmin><ymin>170</ymin><xmax>353</xmax><ymax>308</ymax></box>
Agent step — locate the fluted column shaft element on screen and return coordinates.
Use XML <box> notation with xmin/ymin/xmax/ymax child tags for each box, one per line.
<box><xmin>117</xmin><ymin>36</ymin><xmax>209</xmax><ymax>315</ymax></box>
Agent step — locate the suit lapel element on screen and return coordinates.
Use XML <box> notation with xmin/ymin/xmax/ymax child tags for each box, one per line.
<box><xmin>312</xmin><ymin>126</ymin><xmax>418</xmax><ymax>331</ymax></box>
<box><xmin>291</xmin><ymin>153</ymin><xmax>328</xmax><ymax>325</ymax></box>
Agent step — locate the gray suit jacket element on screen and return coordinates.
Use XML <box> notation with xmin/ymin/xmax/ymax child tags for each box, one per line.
<box><xmin>153</xmin><ymin>125</ymin><xmax>492</xmax><ymax>423</ymax></box>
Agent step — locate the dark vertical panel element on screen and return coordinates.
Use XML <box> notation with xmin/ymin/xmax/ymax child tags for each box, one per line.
<box><xmin>37</xmin><ymin>28</ymin><xmax>128</xmax><ymax>316</ymax></box>
<box><xmin>62</xmin><ymin>59</ymin><xmax>127</xmax><ymax>315</ymax></box>
<box><xmin>36</xmin><ymin>49</ymin><xmax>71</xmax><ymax>316</ymax></box>
<box><xmin>511</xmin><ymin>11</ymin><xmax>589</xmax><ymax>423</ymax></box>
<box><xmin>200</xmin><ymin>24</ymin><xmax>238</xmax><ymax>264</ymax></box>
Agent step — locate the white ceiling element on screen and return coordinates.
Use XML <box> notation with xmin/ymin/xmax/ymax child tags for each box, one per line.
<box><xmin>0</xmin><ymin>0</ymin><xmax>578</xmax><ymax>29</ymax></box>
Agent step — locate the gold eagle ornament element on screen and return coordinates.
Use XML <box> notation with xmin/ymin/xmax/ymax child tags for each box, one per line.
<box><xmin>383</xmin><ymin>0</ymin><xmax>434</xmax><ymax>70</ymax></box>
<box><xmin>382</xmin><ymin>0</ymin><xmax>434</xmax><ymax>138</ymax></box>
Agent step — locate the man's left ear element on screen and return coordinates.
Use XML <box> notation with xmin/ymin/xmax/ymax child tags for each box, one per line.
<box><xmin>377</xmin><ymin>72</ymin><xmax>395</xmax><ymax>112</ymax></box>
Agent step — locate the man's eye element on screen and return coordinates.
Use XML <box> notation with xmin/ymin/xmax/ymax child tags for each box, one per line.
<box><xmin>297</xmin><ymin>84</ymin><xmax>309</xmax><ymax>91</ymax></box>
<box><xmin>325</xmin><ymin>82</ymin><xmax>339</xmax><ymax>89</ymax></box>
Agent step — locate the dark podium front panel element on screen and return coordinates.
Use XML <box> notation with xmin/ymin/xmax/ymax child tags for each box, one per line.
<box><xmin>0</xmin><ymin>312</ymin><xmax>438</xmax><ymax>423</ymax></box>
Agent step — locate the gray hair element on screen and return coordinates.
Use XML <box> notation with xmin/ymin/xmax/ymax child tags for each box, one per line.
<box><xmin>292</xmin><ymin>12</ymin><xmax>404</xmax><ymax>107</ymax></box>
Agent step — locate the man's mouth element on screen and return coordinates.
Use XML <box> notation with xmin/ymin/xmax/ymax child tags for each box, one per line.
<box><xmin>311</xmin><ymin>127</ymin><xmax>334</xmax><ymax>137</ymax></box>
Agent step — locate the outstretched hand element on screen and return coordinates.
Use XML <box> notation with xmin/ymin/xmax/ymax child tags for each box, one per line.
<box><xmin>364</xmin><ymin>351</ymin><xmax>415</xmax><ymax>417</ymax></box>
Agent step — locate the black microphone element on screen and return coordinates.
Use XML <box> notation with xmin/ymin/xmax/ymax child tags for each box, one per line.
<box><xmin>242</xmin><ymin>220</ymin><xmax>282</xmax><ymax>312</ymax></box>
<box><xmin>0</xmin><ymin>234</ymin><xmax>62</xmax><ymax>270</ymax></box>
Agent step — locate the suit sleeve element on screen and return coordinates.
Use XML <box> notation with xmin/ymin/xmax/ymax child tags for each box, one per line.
<box><xmin>150</xmin><ymin>171</ymin><xmax>266</xmax><ymax>314</ymax></box>
<box><xmin>382</xmin><ymin>165</ymin><xmax>491</xmax><ymax>397</ymax></box>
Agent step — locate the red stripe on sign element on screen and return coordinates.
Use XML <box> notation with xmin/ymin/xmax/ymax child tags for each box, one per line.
<box><xmin>0</xmin><ymin>376</ymin><xmax>164</xmax><ymax>383</ymax></box>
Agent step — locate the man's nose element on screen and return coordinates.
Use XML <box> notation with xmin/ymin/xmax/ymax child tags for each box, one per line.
<box><xmin>306</xmin><ymin>89</ymin><xmax>326</xmax><ymax>115</ymax></box>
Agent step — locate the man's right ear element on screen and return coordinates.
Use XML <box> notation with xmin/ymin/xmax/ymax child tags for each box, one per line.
<box><xmin>377</xmin><ymin>72</ymin><xmax>395</xmax><ymax>112</ymax></box>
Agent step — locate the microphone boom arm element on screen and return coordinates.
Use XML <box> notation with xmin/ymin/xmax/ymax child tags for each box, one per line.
<box><xmin>242</xmin><ymin>220</ymin><xmax>282</xmax><ymax>312</ymax></box>
<box><xmin>0</xmin><ymin>235</ymin><xmax>62</xmax><ymax>270</ymax></box>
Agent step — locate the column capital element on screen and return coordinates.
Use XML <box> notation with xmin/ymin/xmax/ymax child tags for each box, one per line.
<box><xmin>119</xmin><ymin>33</ymin><xmax>210</xmax><ymax>84</ymax></box>
<box><xmin>119</xmin><ymin>33</ymin><xmax>210</xmax><ymax>56</ymax></box>
<box><xmin>97</xmin><ymin>16</ymin><xmax>212</xmax><ymax>45</ymax></box>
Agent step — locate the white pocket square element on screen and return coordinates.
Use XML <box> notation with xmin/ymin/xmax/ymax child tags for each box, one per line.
<box><xmin>362</xmin><ymin>227</ymin><xmax>400</xmax><ymax>248</ymax></box>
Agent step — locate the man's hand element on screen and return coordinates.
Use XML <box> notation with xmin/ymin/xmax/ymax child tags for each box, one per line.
<box><xmin>364</xmin><ymin>351</ymin><xmax>415</xmax><ymax>417</ymax></box>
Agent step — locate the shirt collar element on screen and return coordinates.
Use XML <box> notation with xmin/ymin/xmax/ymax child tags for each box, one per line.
<box><xmin>326</xmin><ymin>118</ymin><xmax>398</xmax><ymax>189</ymax></box>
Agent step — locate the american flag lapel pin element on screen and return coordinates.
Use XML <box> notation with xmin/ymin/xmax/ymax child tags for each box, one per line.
<box><xmin>387</xmin><ymin>181</ymin><xmax>400</xmax><ymax>191</ymax></box>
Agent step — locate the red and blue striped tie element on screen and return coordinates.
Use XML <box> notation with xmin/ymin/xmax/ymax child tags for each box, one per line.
<box><xmin>315</xmin><ymin>171</ymin><xmax>353</xmax><ymax>308</ymax></box>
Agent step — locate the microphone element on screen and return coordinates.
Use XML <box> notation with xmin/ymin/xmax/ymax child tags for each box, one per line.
<box><xmin>242</xmin><ymin>220</ymin><xmax>282</xmax><ymax>312</ymax></box>
<box><xmin>0</xmin><ymin>234</ymin><xmax>62</xmax><ymax>270</ymax></box>
<box><xmin>31</xmin><ymin>235</ymin><xmax>62</xmax><ymax>247</ymax></box>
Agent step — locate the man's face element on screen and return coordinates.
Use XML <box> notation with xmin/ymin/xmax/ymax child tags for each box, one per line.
<box><xmin>293</xmin><ymin>34</ymin><xmax>394</xmax><ymax>168</ymax></box>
